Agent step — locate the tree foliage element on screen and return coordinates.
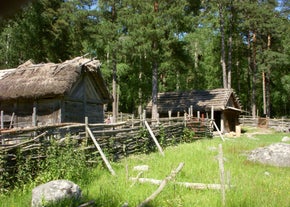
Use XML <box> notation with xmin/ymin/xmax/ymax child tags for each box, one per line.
<box><xmin>0</xmin><ymin>0</ymin><xmax>289</xmax><ymax>117</ymax></box>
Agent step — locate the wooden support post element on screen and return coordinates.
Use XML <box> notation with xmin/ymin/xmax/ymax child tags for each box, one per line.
<box><xmin>137</xmin><ymin>162</ymin><xmax>184</xmax><ymax>207</ymax></box>
<box><xmin>86</xmin><ymin>126</ymin><xmax>116</xmax><ymax>176</ymax></box>
<box><xmin>197</xmin><ymin>111</ymin><xmax>200</xmax><ymax>120</ymax></box>
<box><xmin>168</xmin><ymin>110</ymin><xmax>172</xmax><ymax>125</ymax></box>
<box><xmin>211</xmin><ymin>106</ymin><xmax>214</xmax><ymax>120</ymax></box>
<box><xmin>220</xmin><ymin>113</ymin><xmax>224</xmax><ymax>134</ymax></box>
<box><xmin>144</xmin><ymin>120</ymin><xmax>164</xmax><ymax>156</ymax></box>
<box><xmin>218</xmin><ymin>144</ymin><xmax>226</xmax><ymax>207</ymax></box>
<box><xmin>1</xmin><ymin>110</ymin><xmax>3</xmax><ymax>129</ymax></box>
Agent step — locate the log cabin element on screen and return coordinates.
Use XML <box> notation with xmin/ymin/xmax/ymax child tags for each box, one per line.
<box><xmin>0</xmin><ymin>57</ymin><xmax>112</xmax><ymax>128</ymax></box>
<box><xmin>146</xmin><ymin>88</ymin><xmax>242</xmax><ymax>133</ymax></box>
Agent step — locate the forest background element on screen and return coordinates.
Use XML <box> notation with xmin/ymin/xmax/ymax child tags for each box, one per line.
<box><xmin>0</xmin><ymin>0</ymin><xmax>289</xmax><ymax>120</ymax></box>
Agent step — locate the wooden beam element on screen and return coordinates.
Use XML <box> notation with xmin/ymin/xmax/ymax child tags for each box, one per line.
<box><xmin>137</xmin><ymin>162</ymin><xmax>184</xmax><ymax>207</ymax></box>
<box><xmin>130</xmin><ymin>177</ymin><xmax>233</xmax><ymax>190</ymax></box>
<box><xmin>144</xmin><ymin>120</ymin><xmax>164</xmax><ymax>156</ymax></box>
<box><xmin>86</xmin><ymin>126</ymin><xmax>116</xmax><ymax>176</ymax></box>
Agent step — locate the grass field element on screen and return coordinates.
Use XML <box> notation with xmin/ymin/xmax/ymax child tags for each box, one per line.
<box><xmin>1</xmin><ymin>127</ymin><xmax>290</xmax><ymax>207</ymax></box>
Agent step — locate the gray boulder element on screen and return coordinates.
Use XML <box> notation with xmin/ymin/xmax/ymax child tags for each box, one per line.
<box><xmin>282</xmin><ymin>136</ymin><xmax>290</xmax><ymax>142</ymax></box>
<box><xmin>31</xmin><ymin>180</ymin><xmax>81</xmax><ymax>207</ymax></box>
<box><xmin>247</xmin><ymin>143</ymin><xmax>290</xmax><ymax>167</ymax></box>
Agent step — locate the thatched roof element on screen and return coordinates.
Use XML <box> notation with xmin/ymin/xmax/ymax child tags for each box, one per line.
<box><xmin>147</xmin><ymin>88</ymin><xmax>242</xmax><ymax>113</ymax></box>
<box><xmin>0</xmin><ymin>57</ymin><xmax>112</xmax><ymax>102</ymax></box>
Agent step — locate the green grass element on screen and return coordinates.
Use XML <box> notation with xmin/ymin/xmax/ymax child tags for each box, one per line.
<box><xmin>1</xmin><ymin>128</ymin><xmax>290</xmax><ymax>207</ymax></box>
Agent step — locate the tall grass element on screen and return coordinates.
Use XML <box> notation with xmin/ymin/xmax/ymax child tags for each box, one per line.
<box><xmin>1</xmin><ymin>128</ymin><xmax>290</xmax><ymax>207</ymax></box>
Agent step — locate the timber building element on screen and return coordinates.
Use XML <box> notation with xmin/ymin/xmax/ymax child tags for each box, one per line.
<box><xmin>0</xmin><ymin>57</ymin><xmax>112</xmax><ymax>128</ymax></box>
<box><xmin>147</xmin><ymin>88</ymin><xmax>242</xmax><ymax>133</ymax></box>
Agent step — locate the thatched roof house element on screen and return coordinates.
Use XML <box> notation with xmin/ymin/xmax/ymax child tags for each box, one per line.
<box><xmin>147</xmin><ymin>88</ymin><xmax>242</xmax><ymax>133</ymax></box>
<box><xmin>0</xmin><ymin>57</ymin><xmax>112</xmax><ymax>128</ymax></box>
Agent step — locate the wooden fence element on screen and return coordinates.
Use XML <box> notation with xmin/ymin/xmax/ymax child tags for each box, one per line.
<box><xmin>0</xmin><ymin>116</ymin><xmax>212</xmax><ymax>190</ymax></box>
<box><xmin>239</xmin><ymin>116</ymin><xmax>290</xmax><ymax>132</ymax></box>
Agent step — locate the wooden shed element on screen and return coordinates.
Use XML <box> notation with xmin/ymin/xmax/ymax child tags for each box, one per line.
<box><xmin>147</xmin><ymin>88</ymin><xmax>242</xmax><ymax>133</ymax></box>
<box><xmin>0</xmin><ymin>57</ymin><xmax>112</xmax><ymax>128</ymax></box>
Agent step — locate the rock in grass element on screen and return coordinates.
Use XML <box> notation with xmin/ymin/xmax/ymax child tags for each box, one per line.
<box><xmin>282</xmin><ymin>136</ymin><xmax>290</xmax><ymax>142</ymax></box>
<box><xmin>31</xmin><ymin>180</ymin><xmax>81</xmax><ymax>207</ymax></box>
<box><xmin>247</xmin><ymin>143</ymin><xmax>290</xmax><ymax>167</ymax></box>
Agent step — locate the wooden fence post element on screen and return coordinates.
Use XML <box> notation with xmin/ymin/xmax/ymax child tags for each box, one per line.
<box><xmin>168</xmin><ymin>110</ymin><xmax>172</xmax><ymax>125</ymax></box>
<box><xmin>131</xmin><ymin>114</ymin><xmax>134</xmax><ymax>128</ymax></box>
<box><xmin>32</xmin><ymin>102</ymin><xmax>37</xmax><ymax>127</ymax></box>
<box><xmin>143</xmin><ymin>110</ymin><xmax>146</xmax><ymax>121</ymax></box>
<box><xmin>85</xmin><ymin>116</ymin><xmax>88</xmax><ymax>138</ymax></box>
<box><xmin>218</xmin><ymin>144</ymin><xmax>226</xmax><ymax>206</ymax></box>
<box><xmin>1</xmin><ymin>110</ymin><xmax>3</xmax><ymax>129</ymax></box>
<box><xmin>190</xmin><ymin>105</ymin><xmax>193</xmax><ymax>118</ymax></box>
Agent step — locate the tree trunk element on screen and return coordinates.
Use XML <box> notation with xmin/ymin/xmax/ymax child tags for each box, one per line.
<box><xmin>263</xmin><ymin>71</ymin><xmax>267</xmax><ymax>115</ymax></box>
<box><xmin>247</xmin><ymin>32</ymin><xmax>252</xmax><ymax>114</ymax></box>
<box><xmin>218</xmin><ymin>2</ymin><xmax>227</xmax><ymax>88</ymax></box>
<box><xmin>111</xmin><ymin>4</ymin><xmax>118</xmax><ymax>123</ymax></box>
<box><xmin>251</xmin><ymin>31</ymin><xmax>257</xmax><ymax>118</ymax></box>
<box><xmin>151</xmin><ymin>1</ymin><xmax>159</xmax><ymax>121</ymax></box>
<box><xmin>266</xmin><ymin>33</ymin><xmax>271</xmax><ymax>117</ymax></box>
<box><xmin>176</xmin><ymin>71</ymin><xmax>180</xmax><ymax>91</ymax></box>
<box><xmin>112</xmin><ymin>52</ymin><xmax>117</xmax><ymax>123</ymax></box>
<box><xmin>138</xmin><ymin>71</ymin><xmax>143</xmax><ymax>117</ymax></box>
<box><xmin>227</xmin><ymin>0</ymin><xmax>233</xmax><ymax>89</ymax></box>
<box><xmin>152</xmin><ymin>59</ymin><xmax>158</xmax><ymax>121</ymax></box>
